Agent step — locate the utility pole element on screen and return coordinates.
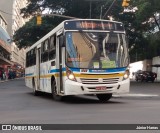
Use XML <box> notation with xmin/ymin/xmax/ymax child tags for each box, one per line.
<box><xmin>85</xmin><ymin>0</ymin><xmax>106</xmax><ymax>19</ymax></box>
<box><xmin>102</xmin><ymin>0</ymin><xmax>117</xmax><ymax>19</ymax></box>
<box><xmin>100</xmin><ymin>5</ymin><xmax>104</xmax><ymax>19</ymax></box>
<box><xmin>89</xmin><ymin>1</ymin><xmax>92</xmax><ymax>18</ymax></box>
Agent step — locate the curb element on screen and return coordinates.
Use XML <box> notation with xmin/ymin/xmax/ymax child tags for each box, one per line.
<box><xmin>0</xmin><ymin>79</ymin><xmax>9</xmax><ymax>83</ymax></box>
<box><xmin>113</xmin><ymin>94</ymin><xmax>159</xmax><ymax>98</ymax></box>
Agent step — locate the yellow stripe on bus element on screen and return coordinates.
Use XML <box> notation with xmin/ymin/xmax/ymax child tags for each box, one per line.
<box><xmin>25</xmin><ymin>76</ymin><xmax>36</xmax><ymax>79</ymax></box>
<box><xmin>25</xmin><ymin>73</ymin><xmax>124</xmax><ymax>79</ymax></box>
<box><xmin>74</xmin><ymin>73</ymin><xmax>124</xmax><ymax>78</ymax></box>
<box><xmin>25</xmin><ymin>73</ymin><xmax>64</xmax><ymax>79</ymax></box>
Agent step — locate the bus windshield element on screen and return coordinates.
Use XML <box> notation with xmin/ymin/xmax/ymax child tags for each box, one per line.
<box><xmin>66</xmin><ymin>31</ymin><xmax>129</xmax><ymax>69</ymax></box>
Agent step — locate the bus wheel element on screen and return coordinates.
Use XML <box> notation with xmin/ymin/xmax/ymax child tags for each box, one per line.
<box><xmin>96</xmin><ymin>94</ymin><xmax>112</xmax><ymax>102</ymax></box>
<box><xmin>51</xmin><ymin>80</ymin><xmax>62</xmax><ymax>101</ymax></box>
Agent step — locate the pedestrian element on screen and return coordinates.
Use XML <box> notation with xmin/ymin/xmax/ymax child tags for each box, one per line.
<box><xmin>2</xmin><ymin>71</ymin><xmax>5</xmax><ymax>80</ymax></box>
<box><xmin>13</xmin><ymin>71</ymin><xmax>16</xmax><ymax>79</ymax></box>
<box><xmin>8</xmin><ymin>70</ymin><xmax>13</xmax><ymax>79</ymax></box>
<box><xmin>3</xmin><ymin>71</ymin><xmax>6</xmax><ymax>80</ymax></box>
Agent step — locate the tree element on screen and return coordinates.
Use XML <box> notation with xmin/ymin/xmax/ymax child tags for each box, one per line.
<box><xmin>14</xmin><ymin>0</ymin><xmax>115</xmax><ymax>48</ymax></box>
<box><xmin>117</xmin><ymin>0</ymin><xmax>160</xmax><ymax>62</ymax></box>
<box><xmin>14</xmin><ymin>0</ymin><xmax>160</xmax><ymax>62</ymax></box>
<box><xmin>14</xmin><ymin>16</ymin><xmax>65</xmax><ymax>48</ymax></box>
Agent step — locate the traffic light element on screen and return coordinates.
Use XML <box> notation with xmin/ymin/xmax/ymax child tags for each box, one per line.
<box><xmin>37</xmin><ymin>15</ymin><xmax>42</xmax><ymax>25</ymax></box>
<box><xmin>122</xmin><ymin>0</ymin><xmax>130</xmax><ymax>7</ymax></box>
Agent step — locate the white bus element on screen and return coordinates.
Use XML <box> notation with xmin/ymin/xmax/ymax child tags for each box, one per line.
<box><xmin>25</xmin><ymin>19</ymin><xmax>130</xmax><ymax>102</ymax></box>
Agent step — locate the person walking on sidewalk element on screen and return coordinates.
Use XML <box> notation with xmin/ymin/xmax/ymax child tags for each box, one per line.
<box><xmin>3</xmin><ymin>71</ymin><xmax>6</xmax><ymax>80</ymax></box>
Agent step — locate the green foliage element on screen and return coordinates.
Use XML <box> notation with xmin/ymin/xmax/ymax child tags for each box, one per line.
<box><xmin>147</xmin><ymin>32</ymin><xmax>160</xmax><ymax>57</ymax></box>
<box><xmin>13</xmin><ymin>16</ymin><xmax>65</xmax><ymax>49</ymax></box>
<box><xmin>120</xmin><ymin>0</ymin><xmax>160</xmax><ymax>62</ymax></box>
<box><xmin>14</xmin><ymin>0</ymin><xmax>160</xmax><ymax>62</ymax></box>
<box><xmin>15</xmin><ymin>0</ymin><xmax>115</xmax><ymax>48</ymax></box>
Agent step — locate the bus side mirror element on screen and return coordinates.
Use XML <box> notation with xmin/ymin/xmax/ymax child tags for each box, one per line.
<box><xmin>59</xmin><ymin>36</ymin><xmax>65</xmax><ymax>47</ymax></box>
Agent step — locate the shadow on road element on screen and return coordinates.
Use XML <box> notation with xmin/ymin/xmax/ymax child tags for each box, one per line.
<box><xmin>27</xmin><ymin>92</ymin><xmax>125</xmax><ymax>104</ymax></box>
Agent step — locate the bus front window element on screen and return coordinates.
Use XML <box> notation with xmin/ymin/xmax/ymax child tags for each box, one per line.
<box><xmin>65</xmin><ymin>32</ymin><xmax>129</xmax><ymax>69</ymax></box>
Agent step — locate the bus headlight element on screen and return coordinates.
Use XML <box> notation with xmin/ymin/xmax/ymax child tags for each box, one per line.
<box><xmin>66</xmin><ymin>70</ymin><xmax>76</xmax><ymax>81</ymax></box>
<box><xmin>123</xmin><ymin>70</ymin><xmax>130</xmax><ymax>80</ymax></box>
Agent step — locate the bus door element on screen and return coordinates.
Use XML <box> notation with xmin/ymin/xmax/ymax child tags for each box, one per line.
<box><xmin>56</xmin><ymin>30</ymin><xmax>64</xmax><ymax>94</ymax></box>
<box><xmin>36</xmin><ymin>47</ymin><xmax>41</xmax><ymax>90</ymax></box>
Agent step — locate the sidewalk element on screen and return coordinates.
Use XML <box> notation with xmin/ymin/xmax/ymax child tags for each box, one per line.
<box><xmin>0</xmin><ymin>79</ymin><xmax>8</xmax><ymax>83</ymax></box>
<box><xmin>0</xmin><ymin>77</ymin><xmax>24</xmax><ymax>83</ymax></box>
<box><xmin>0</xmin><ymin>79</ymin><xmax>13</xmax><ymax>83</ymax></box>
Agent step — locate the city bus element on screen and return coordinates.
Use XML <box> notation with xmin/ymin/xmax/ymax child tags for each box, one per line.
<box><xmin>25</xmin><ymin>19</ymin><xmax>130</xmax><ymax>102</ymax></box>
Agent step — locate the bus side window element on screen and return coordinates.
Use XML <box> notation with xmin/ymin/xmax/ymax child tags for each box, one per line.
<box><xmin>28</xmin><ymin>51</ymin><xmax>31</xmax><ymax>67</ymax></box>
<box><xmin>49</xmin><ymin>35</ymin><xmax>56</xmax><ymax>60</ymax></box>
<box><xmin>43</xmin><ymin>39</ymin><xmax>49</xmax><ymax>62</ymax></box>
<box><xmin>33</xmin><ymin>48</ymin><xmax>36</xmax><ymax>65</ymax></box>
<box><xmin>26</xmin><ymin>49</ymin><xmax>36</xmax><ymax>67</ymax></box>
<box><xmin>26</xmin><ymin>52</ymin><xmax>29</xmax><ymax>67</ymax></box>
<box><xmin>30</xmin><ymin>49</ymin><xmax>34</xmax><ymax>66</ymax></box>
<box><xmin>26</xmin><ymin>52</ymin><xmax>28</xmax><ymax>67</ymax></box>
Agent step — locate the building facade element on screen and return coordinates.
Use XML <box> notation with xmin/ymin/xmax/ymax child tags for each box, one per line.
<box><xmin>0</xmin><ymin>0</ymin><xmax>29</xmax><ymax>68</ymax></box>
<box><xmin>0</xmin><ymin>13</ymin><xmax>12</xmax><ymax>79</ymax></box>
<box><xmin>0</xmin><ymin>0</ymin><xmax>28</xmax><ymax>36</ymax></box>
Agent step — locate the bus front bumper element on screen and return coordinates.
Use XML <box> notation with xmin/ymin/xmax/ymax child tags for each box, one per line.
<box><xmin>64</xmin><ymin>79</ymin><xmax>130</xmax><ymax>95</ymax></box>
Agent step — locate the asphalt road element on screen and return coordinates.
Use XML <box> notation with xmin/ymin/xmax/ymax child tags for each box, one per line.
<box><xmin>0</xmin><ymin>79</ymin><xmax>160</xmax><ymax>133</ymax></box>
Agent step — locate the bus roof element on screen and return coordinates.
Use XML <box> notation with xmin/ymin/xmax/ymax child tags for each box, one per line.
<box><xmin>27</xmin><ymin>19</ymin><xmax>124</xmax><ymax>52</ymax></box>
<box><xmin>65</xmin><ymin>19</ymin><xmax>122</xmax><ymax>23</ymax></box>
<box><xmin>64</xmin><ymin>19</ymin><xmax>124</xmax><ymax>31</ymax></box>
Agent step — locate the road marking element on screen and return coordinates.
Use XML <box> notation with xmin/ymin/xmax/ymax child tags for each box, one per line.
<box><xmin>113</xmin><ymin>94</ymin><xmax>159</xmax><ymax>97</ymax></box>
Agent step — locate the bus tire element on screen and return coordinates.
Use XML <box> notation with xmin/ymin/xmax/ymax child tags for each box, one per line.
<box><xmin>51</xmin><ymin>79</ymin><xmax>63</xmax><ymax>101</ymax></box>
<box><xmin>32</xmin><ymin>78</ymin><xmax>40</xmax><ymax>96</ymax></box>
<box><xmin>96</xmin><ymin>93</ymin><xmax>112</xmax><ymax>102</ymax></box>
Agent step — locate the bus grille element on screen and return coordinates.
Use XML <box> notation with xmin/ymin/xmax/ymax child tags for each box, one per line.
<box><xmin>80</xmin><ymin>78</ymin><xmax>119</xmax><ymax>84</ymax></box>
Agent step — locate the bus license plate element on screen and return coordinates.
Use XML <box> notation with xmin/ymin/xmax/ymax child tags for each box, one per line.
<box><xmin>96</xmin><ymin>86</ymin><xmax>107</xmax><ymax>90</ymax></box>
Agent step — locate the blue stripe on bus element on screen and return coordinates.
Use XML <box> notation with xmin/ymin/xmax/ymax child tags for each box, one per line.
<box><xmin>26</xmin><ymin>67</ymin><xmax>126</xmax><ymax>76</ymax></box>
<box><xmin>25</xmin><ymin>73</ymin><xmax>34</xmax><ymax>76</ymax></box>
<box><xmin>70</xmin><ymin>68</ymin><xmax>81</xmax><ymax>72</ymax></box>
<box><xmin>49</xmin><ymin>68</ymin><xmax>66</xmax><ymax>73</ymax></box>
<box><xmin>89</xmin><ymin>67</ymin><xmax>127</xmax><ymax>73</ymax></box>
<box><xmin>70</xmin><ymin>67</ymin><xmax>127</xmax><ymax>73</ymax></box>
<box><xmin>49</xmin><ymin>69</ymin><xmax>60</xmax><ymax>73</ymax></box>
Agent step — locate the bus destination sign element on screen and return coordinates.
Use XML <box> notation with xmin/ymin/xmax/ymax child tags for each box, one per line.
<box><xmin>64</xmin><ymin>20</ymin><xmax>124</xmax><ymax>31</ymax></box>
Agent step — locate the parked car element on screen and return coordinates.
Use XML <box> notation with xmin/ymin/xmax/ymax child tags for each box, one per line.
<box><xmin>135</xmin><ymin>70</ymin><xmax>157</xmax><ymax>82</ymax></box>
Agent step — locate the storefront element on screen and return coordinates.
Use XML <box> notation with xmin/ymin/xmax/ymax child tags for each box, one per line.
<box><xmin>10</xmin><ymin>62</ymin><xmax>25</xmax><ymax>78</ymax></box>
<box><xmin>0</xmin><ymin>18</ymin><xmax>12</xmax><ymax>79</ymax></box>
